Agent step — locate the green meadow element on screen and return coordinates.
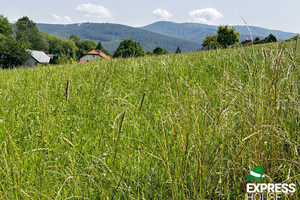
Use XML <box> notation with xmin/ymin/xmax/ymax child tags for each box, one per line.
<box><xmin>0</xmin><ymin>42</ymin><xmax>299</xmax><ymax>199</ymax></box>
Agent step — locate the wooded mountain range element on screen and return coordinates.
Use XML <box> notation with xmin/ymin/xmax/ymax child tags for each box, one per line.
<box><xmin>37</xmin><ymin>23</ymin><xmax>200</xmax><ymax>54</ymax></box>
<box><xmin>141</xmin><ymin>21</ymin><xmax>296</xmax><ymax>45</ymax></box>
<box><xmin>37</xmin><ymin>21</ymin><xmax>296</xmax><ymax>54</ymax></box>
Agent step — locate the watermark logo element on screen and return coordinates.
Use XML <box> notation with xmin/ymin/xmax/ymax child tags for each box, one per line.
<box><xmin>247</xmin><ymin>166</ymin><xmax>266</xmax><ymax>183</ymax></box>
<box><xmin>246</xmin><ymin>166</ymin><xmax>296</xmax><ymax>200</ymax></box>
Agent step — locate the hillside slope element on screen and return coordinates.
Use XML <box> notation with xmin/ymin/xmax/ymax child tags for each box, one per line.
<box><xmin>141</xmin><ymin>21</ymin><xmax>296</xmax><ymax>45</ymax></box>
<box><xmin>37</xmin><ymin>23</ymin><xmax>201</xmax><ymax>53</ymax></box>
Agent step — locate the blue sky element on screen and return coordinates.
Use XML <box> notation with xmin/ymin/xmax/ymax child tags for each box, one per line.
<box><xmin>1</xmin><ymin>0</ymin><xmax>299</xmax><ymax>33</ymax></box>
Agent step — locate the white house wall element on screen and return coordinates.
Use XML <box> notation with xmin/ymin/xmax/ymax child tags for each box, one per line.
<box><xmin>79</xmin><ymin>55</ymin><xmax>102</xmax><ymax>62</ymax></box>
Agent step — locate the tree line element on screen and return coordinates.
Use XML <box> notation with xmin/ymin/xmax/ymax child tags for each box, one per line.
<box><xmin>0</xmin><ymin>15</ymin><xmax>114</xmax><ymax>68</ymax></box>
<box><xmin>0</xmin><ymin>15</ymin><xmax>174</xmax><ymax>69</ymax></box>
<box><xmin>1</xmin><ymin>14</ymin><xmax>282</xmax><ymax>69</ymax></box>
<box><xmin>202</xmin><ymin>25</ymin><xmax>279</xmax><ymax>50</ymax></box>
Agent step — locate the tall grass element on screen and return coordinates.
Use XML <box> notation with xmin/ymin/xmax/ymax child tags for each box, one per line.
<box><xmin>0</xmin><ymin>41</ymin><xmax>299</xmax><ymax>199</ymax></box>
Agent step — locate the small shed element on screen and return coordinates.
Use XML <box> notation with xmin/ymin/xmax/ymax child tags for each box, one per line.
<box><xmin>23</xmin><ymin>50</ymin><xmax>51</xmax><ymax>67</ymax></box>
<box><xmin>79</xmin><ymin>50</ymin><xmax>110</xmax><ymax>62</ymax></box>
<box><xmin>201</xmin><ymin>44</ymin><xmax>213</xmax><ymax>51</ymax></box>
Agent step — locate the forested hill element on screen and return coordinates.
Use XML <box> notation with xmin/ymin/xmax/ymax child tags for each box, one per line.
<box><xmin>141</xmin><ymin>21</ymin><xmax>296</xmax><ymax>44</ymax></box>
<box><xmin>37</xmin><ymin>23</ymin><xmax>201</xmax><ymax>54</ymax></box>
<box><xmin>37</xmin><ymin>22</ymin><xmax>296</xmax><ymax>54</ymax></box>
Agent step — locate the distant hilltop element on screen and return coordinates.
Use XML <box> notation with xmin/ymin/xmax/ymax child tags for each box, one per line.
<box><xmin>36</xmin><ymin>23</ymin><xmax>200</xmax><ymax>54</ymax></box>
<box><xmin>141</xmin><ymin>21</ymin><xmax>296</xmax><ymax>44</ymax></box>
<box><xmin>37</xmin><ymin>21</ymin><xmax>297</xmax><ymax>54</ymax></box>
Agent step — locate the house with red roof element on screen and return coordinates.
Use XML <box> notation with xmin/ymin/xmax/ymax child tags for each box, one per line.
<box><xmin>79</xmin><ymin>49</ymin><xmax>110</xmax><ymax>62</ymax></box>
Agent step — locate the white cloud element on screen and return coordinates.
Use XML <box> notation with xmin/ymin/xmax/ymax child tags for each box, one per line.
<box><xmin>75</xmin><ymin>3</ymin><xmax>111</xmax><ymax>18</ymax></box>
<box><xmin>153</xmin><ymin>9</ymin><xmax>173</xmax><ymax>20</ymax></box>
<box><xmin>52</xmin><ymin>14</ymin><xmax>72</xmax><ymax>23</ymax></box>
<box><xmin>189</xmin><ymin>8</ymin><xmax>223</xmax><ymax>24</ymax></box>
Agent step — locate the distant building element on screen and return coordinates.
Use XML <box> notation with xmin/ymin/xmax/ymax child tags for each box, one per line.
<box><xmin>201</xmin><ymin>44</ymin><xmax>213</xmax><ymax>51</ymax></box>
<box><xmin>79</xmin><ymin>50</ymin><xmax>110</xmax><ymax>62</ymax></box>
<box><xmin>23</xmin><ymin>50</ymin><xmax>50</xmax><ymax>67</ymax></box>
<box><xmin>241</xmin><ymin>39</ymin><xmax>252</xmax><ymax>46</ymax></box>
<box><xmin>44</xmin><ymin>51</ymin><xmax>55</xmax><ymax>60</ymax></box>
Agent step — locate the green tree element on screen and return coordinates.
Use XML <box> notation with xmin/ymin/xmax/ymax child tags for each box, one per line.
<box><xmin>15</xmin><ymin>16</ymin><xmax>48</xmax><ymax>50</ymax></box>
<box><xmin>56</xmin><ymin>55</ymin><xmax>73</xmax><ymax>64</ymax></box>
<box><xmin>153</xmin><ymin>46</ymin><xmax>168</xmax><ymax>55</ymax></box>
<box><xmin>34</xmin><ymin>32</ymin><xmax>49</xmax><ymax>51</ymax></box>
<box><xmin>45</xmin><ymin>34</ymin><xmax>78</xmax><ymax>60</ymax></box>
<box><xmin>145</xmin><ymin>51</ymin><xmax>152</xmax><ymax>56</ymax></box>
<box><xmin>15</xmin><ymin>16</ymin><xmax>38</xmax><ymax>46</ymax></box>
<box><xmin>113</xmin><ymin>39</ymin><xmax>144</xmax><ymax>58</ymax></box>
<box><xmin>264</xmin><ymin>34</ymin><xmax>277</xmax><ymax>43</ymax></box>
<box><xmin>291</xmin><ymin>34</ymin><xmax>299</xmax><ymax>41</ymax></box>
<box><xmin>175</xmin><ymin>46</ymin><xmax>181</xmax><ymax>54</ymax></box>
<box><xmin>216</xmin><ymin>25</ymin><xmax>240</xmax><ymax>48</ymax></box>
<box><xmin>62</xmin><ymin>40</ymin><xmax>78</xmax><ymax>59</ymax></box>
<box><xmin>253</xmin><ymin>37</ymin><xmax>261</xmax><ymax>44</ymax></box>
<box><xmin>46</xmin><ymin>34</ymin><xmax>64</xmax><ymax>55</ymax></box>
<box><xmin>96</xmin><ymin>42</ymin><xmax>111</xmax><ymax>56</ymax></box>
<box><xmin>0</xmin><ymin>34</ymin><xmax>30</xmax><ymax>68</ymax></box>
<box><xmin>202</xmin><ymin>35</ymin><xmax>220</xmax><ymax>49</ymax></box>
<box><xmin>96</xmin><ymin>42</ymin><xmax>103</xmax><ymax>50</ymax></box>
<box><xmin>79</xmin><ymin>39</ymin><xmax>97</xmax><ymax>52</ymax></box>
<box><xmin>77</xmin><ymin>39</ymin><xmax>97</xmax><ymax>57</ymax></box>
<box><xmin>0</xmin><ymin>15</ymin><xmax>13</xmax><ymax>36</ymax></box>
<box><xmin>255</xmin><ymin>34</ymin><xmax>278</xmax><ymax>44</ymax></box>
<box><xmin>70</xmin><ymin>33</ymin><xmax>80</xmax><ymax>46</ymax></box>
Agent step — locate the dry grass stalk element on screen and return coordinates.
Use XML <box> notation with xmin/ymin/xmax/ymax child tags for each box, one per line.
<box><xmin>113</xmin><ymin>111</ymin><xmax>126</xmax><ymax>166</ymax></box>
<box><xmin>118</xmin><ymin>111</ymin><xmax>126</xmax><ymax>135</ymax></box>
<box><xmin>65</xmin><ymin>79</ymin><xmax>70</xmax><ymax>100</ymax></box>
<box><xmin>263</xmin><ymin>48</ymin><xmax>267</xmax><ymax>58</ymax></box>
<box><xmin>240</xmin><ymin>16</ymin><xmax>253</xmax><ymax>42</ymax></box>
<box><xmin>63</xmin><ymin>137</ymin><xmax>74</xmax><ymax>148</ymax></box>
<box><xmin>139</xmin><ymin>92</ymin><xmax>146</xmax><ymax>111</ymax></box>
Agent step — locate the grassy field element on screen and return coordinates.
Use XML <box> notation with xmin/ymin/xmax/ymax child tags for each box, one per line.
<box><xmin>0</xmin><ymin>42</ymin><xmax>299</xmax><ymax>199</ymax></box>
